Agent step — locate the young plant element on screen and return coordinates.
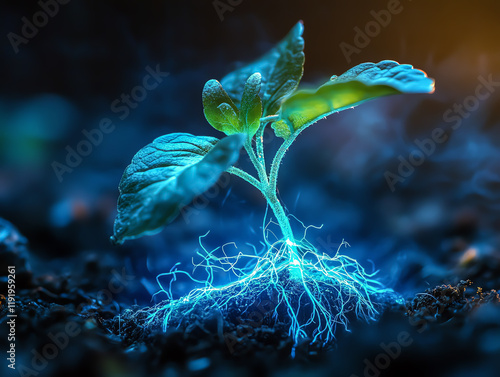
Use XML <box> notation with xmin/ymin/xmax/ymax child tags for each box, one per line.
<box><xmin>111</xmin><ymin>22</ymin><xmax>434</xmax><ymax>351</ymax></box>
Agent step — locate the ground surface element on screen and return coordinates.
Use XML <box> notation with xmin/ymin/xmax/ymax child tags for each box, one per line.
<box><xmin>1</xmin><ymin>220</ymin><xmax>500</xmax><ymax>377</ymax></box>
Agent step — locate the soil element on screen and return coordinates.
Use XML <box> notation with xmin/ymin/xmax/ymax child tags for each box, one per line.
<box><xmin>1</xmin><ymin>219</ymin><xmax>499</xmax><ymax>377</ymax></box>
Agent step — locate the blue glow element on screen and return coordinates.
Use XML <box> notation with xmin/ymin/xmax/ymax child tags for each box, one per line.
<box><xmin>141</xmin><ymin>220</ymin><xmax>395</xmax><ymax>356</ymax></box>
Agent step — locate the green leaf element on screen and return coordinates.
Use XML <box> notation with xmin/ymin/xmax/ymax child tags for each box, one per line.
<box><xmin>271</xmin><ymin>120</ymin><xmax>291</xmax><ymax>139</ymax></box>
<box><xmin>277</xmin><ymin>60</ymin><xmax>435</xmax><ymax>134</ymax></box>
<box><xmin>239</xmin><ymin>73</ymin><xmax>262</xmax><ymax>137</ymax></box>
<box><xmin>110</xmin><ymin>133</ymin><xmax>245</xmax><ymax>245</ymax></box>
<box><xmin>221</xmin><ymin>21</ymin><xmax>305</xmax><ymax>117</ymax></box>
<box><xmin>203</xmin><ymin>79</ymin><xmax>240</xmax><ymax>135</ymax></box>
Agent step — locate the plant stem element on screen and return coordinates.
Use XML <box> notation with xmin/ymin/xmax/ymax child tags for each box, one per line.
<box><xmin>244</xmin><ymin>139</ymin><xmax>268</xmax><ymax>185</ymax></box>
<box><xmin>230</xmin><ymin>147</ymin><xmax>294</xmax><ymax>243</ymax></box>
<box><xmin>232</xmin><ymin>125</ymin><xmax>303</xmax><ymax>248</ymax></box>
<box><xmin>260</xmin><ymin>115</ymin><xmax>279</xmax><ymax>123</ymax></box>
<box><xmin>269</xmin><ymin>130</ymin><xmax>301</xmax><ymax>194</ymax></box>
<box><xmin>228</xmin><ymin>167</ymin><xmax>292</xmax><ymax>241</ymax></box>
<box><xmin>263</xmin><ymin>189</ymin><xmax>295</xmax><ymax>243</ymax></box>
<box><xmin>255</xmin><ymin>122</ymin><xmax>266</xmax><ymax>168</ymax></box>
<box><xmin>227</xmin><ymin>167</ymin><xmax>261</xmax><ymax>190</ymax></box>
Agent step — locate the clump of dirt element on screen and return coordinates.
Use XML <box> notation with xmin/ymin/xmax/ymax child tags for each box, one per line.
<box><xmin>406</xmin><ymin>279</ymin><xmax>500</xmax><ymax>325</ymax></box>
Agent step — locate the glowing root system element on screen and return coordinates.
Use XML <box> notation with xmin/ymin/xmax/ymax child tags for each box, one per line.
<box><xmin>139</xmin><ymin>233</ymin><xmax>394</xmax><ymax>355</ymax></box>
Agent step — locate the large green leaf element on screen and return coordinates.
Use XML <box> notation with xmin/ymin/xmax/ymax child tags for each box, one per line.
<box><xmin>202</xmin><ymin>79</ymin><xmax>240</xmax><ymax>135</ymax></box>
<box><xmin>275</xmin><ymin>60</ymin><xmax>435</xmax><ymax>136</ymax></box>
<box><xmin>221</xmin><ymin>21</ymin><xmax>305</xmax><ymax>117</ymax></box>
<box><xmin>110</xmin><ymin>133</ymin><xmax>245</xmax><ymax>245</ymax></box>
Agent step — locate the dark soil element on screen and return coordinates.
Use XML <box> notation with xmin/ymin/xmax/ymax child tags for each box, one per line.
<box><xmin>1</xmin><ymin>219</ymin><xmax>499</xmax><ymax>377</ymax></box>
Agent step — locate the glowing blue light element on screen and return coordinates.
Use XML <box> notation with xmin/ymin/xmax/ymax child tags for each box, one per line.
<box><xmin>141</xmin><ymin>223</ymin><xmax>395</xmax><ymax>356</ymax></box>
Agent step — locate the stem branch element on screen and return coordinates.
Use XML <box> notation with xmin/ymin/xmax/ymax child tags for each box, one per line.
<box><xmin>255</xmin><ymin>122</ymin><xmax>266</xmax><ymax>169</ymax></box>
<box><xmin>227</xmin><ymin>167</ymin><xmax>261</xmax><ymax>190</ymax></box>
<box><xmin>244</xmin><ymin>138</ymin><xmax>268</xmax><ymax>184</ymax></box>
<box><xmin>259</xmin><ymin>115</ymin><xmax>279</xmax><ymax>123</ymax></box>
<box><xmin>263</xmin><ymin>189</ymin><xmax>295</xmax><ymax>243</ymax></box>
<box><xmin>232</xmin><ymin>124</ymin><xmax>304</xmax><ymax>247</ymax></box>
<box><xmin>269</xmin><ymin>130</ymin><xmax>301</xmax><ymax>193</ymax></box>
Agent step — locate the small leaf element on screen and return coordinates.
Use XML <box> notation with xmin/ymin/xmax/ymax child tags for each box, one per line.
<box><xmin>221</xmin><ymin>21</ymin><xmax>305</xmax><ymax>117</ymax></box>
<box><xmin>239</xmin><ymin>73</ymin><xmax>262</xmax><ymax>137</ymax></box>
<box><xmin>203</xmin><ymin>79</ymin><xmax>240</xmax><ymax>135</ymax></box>
<box><xmin>271</xmin><ymin>120</ymin><xmax>291</xmax><ymax>139</ymax></box>
<box><xmin>278</xmin><ymin>60</ymin><xmax>435</xmax><ymax>133</ymax></box>
<box><xmin>111</xmin><ymin>133</ymin><xmax>245</xmax><ymax>245</ymax></box>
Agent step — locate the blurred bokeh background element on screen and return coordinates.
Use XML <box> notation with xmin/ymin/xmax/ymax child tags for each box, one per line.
<box><xmin>2</xmin><ymin>1</ymin><xmax>500</xmax><ymax>377</ymax></box>
<box><xmin>1</xmin><ymin>0</ymin><xmax>499</xmax><ymax>309</ymax></box>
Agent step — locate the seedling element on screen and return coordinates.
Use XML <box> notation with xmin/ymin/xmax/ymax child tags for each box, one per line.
<box><xmin>111</xmin><ymin>22</ymin><xmax>434</xmax><ymax>353</ymax></box>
